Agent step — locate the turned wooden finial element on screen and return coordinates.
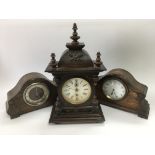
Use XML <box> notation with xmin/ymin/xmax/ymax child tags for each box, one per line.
<box><xmin>95</xmin><ymin>52</ymin><xmax>102</xmax><ymax>67</ymax></box>
<box><xmin>50</xmin><ymin>53</ymin><xmax>57</xmax><ymax>68</ymax></box>
<box><xmin>66</xmin><ymin>23</ymin><xmax>85</xmax><ymax>50</ymax></box>
<box><xmin>70</xmin><ymin>23</ymin><xmax>80</xmax><ymax>43</ymax></box>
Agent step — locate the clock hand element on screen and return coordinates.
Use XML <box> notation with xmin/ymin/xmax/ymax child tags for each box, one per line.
<box><xmin>75</xmin><ymin>79</ymin><xmax>79</xmax><ymax>87</ymax></box>
<box><xmin>66</xmin><ymin>88</ymin><xmax>74</xmax><ymax>91</ymax></box>
<box><xmin>75</xmin><ymin>82</ymin><xmax>78</xmax><ymax>87</ymax></box>
<box><xmin>113</xmin><ymin>90</ymin><xmax>117</xmax><ymax>98</ymax></box>
<box><xmin>35</xmin><ymin>87</ymin><xmax>39</xmax><ymax>97</ymax></box>
<box><xmin>111</xmin><ymin>89</ymin><xmax>114</xmax><ymax>95</ymax></box>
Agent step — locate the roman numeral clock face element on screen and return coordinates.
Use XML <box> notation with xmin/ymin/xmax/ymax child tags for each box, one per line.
<box><xmin>62</xmin><ymin>78</ymin><xmax>92</xmax><ymax>105</ymax></box>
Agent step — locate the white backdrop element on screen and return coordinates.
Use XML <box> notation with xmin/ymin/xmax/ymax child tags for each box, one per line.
<box><xmin>0</xmin><ymin>20</ymin><xmax>155</xmax><ymax>135</ymax></box>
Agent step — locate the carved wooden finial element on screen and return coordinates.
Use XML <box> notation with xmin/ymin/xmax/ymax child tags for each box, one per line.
<box><xmin>70</xmin><ymin>23</ymin><xmax>80</xmax><ymax>43</ymax></box>
<box><xmin>66</xmin><ymin>23</ymin><xmax>85</xmax><ymax>50</ymax></box>
<box><xmin>95</xmin><ymin>52</ymin><xmax>102</xmax><ymax>67</ymax></box>
<box><xmin>49</xmin><ymin>53</ymin><xmax>57</xmax><ymax>68</ymax></box>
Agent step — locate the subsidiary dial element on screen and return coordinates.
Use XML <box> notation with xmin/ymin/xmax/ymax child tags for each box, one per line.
<box><xmin>23</xmin><ymin>83</ymin><xmax>50</xmax><ymax>106</ymax></box>
<box><xmin>102</xmin><ymin>78</ymin><xmax>127</xmax><ymax>100</ymax></box>
<box><xmin>62</xmin><ymin>78</ymin><xmax>92</xmax><ymax>105</ymax></box>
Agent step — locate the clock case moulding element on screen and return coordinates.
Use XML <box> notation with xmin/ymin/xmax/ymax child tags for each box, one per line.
<box><xmin>6</xmin><ymin>72</ymin><xmax>57</xmax><ymax>119</ymax></box>
<box><xmin>45</xmin><ymin>23</ymin><xmax>106</xmax><ymax>124</ymax></box>
<box><xmin>96</xmin><ymin>68</ymin><xmax>150</xmax><ymax>119</ymax></box>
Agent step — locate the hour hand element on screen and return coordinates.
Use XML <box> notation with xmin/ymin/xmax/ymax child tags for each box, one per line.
<box><xmin>35</xmin><ymin>88</ymin><xmax>39</xmax><ymax>97</ymax></box>
<box><xmin>75</xmin><ymin>82</ymin><xmax>78</xmax><ymax>87</ymax></box>
<box><xmin>113</xmin><ymin>90</ymin><xmax>117</xmax><ymax>98</ymax></box>
<box><xmin>111</xmin><ymin>89</ymin><xmax>114</xmax><ymax>95</ymax></box>
<box><xmin>65</xmin><ymin>87</ymin><xmax>74</xmax><ymax>91</ymax></box>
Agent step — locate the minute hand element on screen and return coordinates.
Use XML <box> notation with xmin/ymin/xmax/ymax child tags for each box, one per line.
<box><xmin>113</xmin><ymin>90</ymin><xmax>117</xmax><ymax>98</ymax></box>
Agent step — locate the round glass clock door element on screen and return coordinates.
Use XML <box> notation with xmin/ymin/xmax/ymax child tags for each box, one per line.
<box><xmin>23</xmin><ymin>83</ymin><xmax>50</xmax><ymax>106</ymax></box>
<box><xmin>62</xmin><ymin>78</ymin><xmax>92</xmax><ymax>105</ymax></box>
<box><xmin>102</xmin><ymin>78</ymin><xmax>127</xmax><ymax>100</ymax></box>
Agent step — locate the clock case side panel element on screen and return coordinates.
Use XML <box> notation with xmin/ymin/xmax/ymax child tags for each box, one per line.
<box><xmin>6</xmin><ymin>72</ymin><xmax>57</xmax><ymax>119</ymax></box>
<box><xmin>96</xmin><ymin>68</ymin><xmax>150</xmax><ymax>119</ymax></box>
<box><xmin>49</xmin><ymin>74</ymin><xmax>105</xmax><ymax>124</ymax></box>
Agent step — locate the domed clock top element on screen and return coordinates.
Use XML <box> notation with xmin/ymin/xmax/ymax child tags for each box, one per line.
<box><xmin>45</xmin><ymin>23</ymin><xmax>106</xmax><ymax>74</ymax></box>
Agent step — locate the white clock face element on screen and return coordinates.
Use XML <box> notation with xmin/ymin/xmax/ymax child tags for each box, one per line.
<box><xmin>102</xmin><ymin>79</ymin><xmax>127</xmax><ymax>100</ymax></box>
<box><xmin>62</xmin><ymin>78</ymin><xmax>92</xmax><ymax>105</ymax></box>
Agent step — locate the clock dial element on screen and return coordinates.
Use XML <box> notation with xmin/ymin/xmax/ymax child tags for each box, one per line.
<box><xmin>62</xmin><ymin>78</ymin><xmax>92</xmax><ymax>105</ymax></box>
<box><xmin>23</xmin><ymin>83</ymin><xmax>50</xmax><ymax>106</ymax></box>
<box><xmin>102</xmin><ymin>79</ymin><xmax>127</xmax><ymax>100</ymax></box>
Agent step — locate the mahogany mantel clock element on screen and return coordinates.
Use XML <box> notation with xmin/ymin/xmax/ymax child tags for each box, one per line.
<box><xmin>45</xmin><ymin>23</ymin><xmax>106</xmax><ymax>124</ymax></box>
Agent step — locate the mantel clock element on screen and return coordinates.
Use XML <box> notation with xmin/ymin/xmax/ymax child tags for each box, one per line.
<box><xmin>6</xmin><ymin>72</ymin><xmax>57</xmax><ymax>119</ymax></box>
<box><xmin>96</xmin><ymin>68</ymin><xmax>149</xmax><ymax>119</ymax></box>
<box><xmin>45</xmin><ymin>23</ymin><xmax>106</xmax><ymax>124</ymax></box>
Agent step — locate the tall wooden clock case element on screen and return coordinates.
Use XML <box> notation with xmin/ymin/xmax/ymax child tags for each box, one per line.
<box><xmin>45</xmin><ymin>23</ymin><xmax>106</xmax><ymax>124</ymax></box>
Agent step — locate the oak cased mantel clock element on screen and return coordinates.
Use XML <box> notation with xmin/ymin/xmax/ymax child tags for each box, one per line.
<box><xmin>96</xmin><ymin>68</ymin><xmax>150</xmax><ymax>119</ymax></box>
<box><xmin>45</xmin><ymin>23</ymin><xmax>106</xmax><ymax>124</ymax></box>
<box><xmin>6</xmin><ymin>72</ymin><xmax>57</xmax><ymax>119</ymax></box>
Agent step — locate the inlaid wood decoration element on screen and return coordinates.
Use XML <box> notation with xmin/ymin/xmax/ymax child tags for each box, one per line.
<box><xmin>6</xmin><ymin>23</ymin><xmax>150</xmax><ymax>124</ymax></box>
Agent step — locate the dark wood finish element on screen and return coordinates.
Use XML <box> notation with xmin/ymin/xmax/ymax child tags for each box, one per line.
<box><xmin>46</xmin><ymin>23</ymin><xmax>106</xmax><ymax>124</ymax></box>
<box><xmin>96</xmin><ymin>68</ymin><xmax>150</xmax><ymax>119</ymax></box>
<box><xmin>6</xmin><ymin>72</ymin><xmax>57</xmax><ymax>119</ymax></box>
